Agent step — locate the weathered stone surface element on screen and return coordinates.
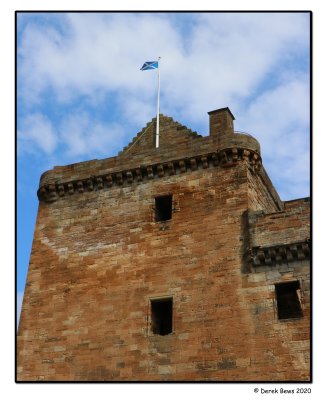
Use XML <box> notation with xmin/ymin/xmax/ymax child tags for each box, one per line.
<box><xmin>17</xmin><ymin>108</ymin><xmax>310</xmax><ymax>382</ymax></box>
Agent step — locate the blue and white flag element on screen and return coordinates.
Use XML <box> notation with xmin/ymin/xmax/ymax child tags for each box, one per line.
<box><xmin>140</xmin><ymin>58</ymin><xmax>161</xmax><ymax>148</ymax></box>
<box><xmin>140</xmin><ymin>61</ymin><xmax>158</xmax><ymax>70</ymax></box>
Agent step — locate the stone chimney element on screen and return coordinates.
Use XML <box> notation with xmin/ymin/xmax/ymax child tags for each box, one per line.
<box><xmin>208</xmin><ymin>107</ymin><xmax>235</xmax><ymax>140</ymax></box>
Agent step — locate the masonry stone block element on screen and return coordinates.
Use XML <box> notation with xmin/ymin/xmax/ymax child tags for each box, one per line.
<box><xmin>18</xmin><ymin>108</ymin><xmax>310</xmax><ymax>382</ymax></box>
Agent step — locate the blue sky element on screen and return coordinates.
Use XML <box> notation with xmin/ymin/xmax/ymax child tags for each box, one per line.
<box><xmin>17</xmin><ymin>12</ymin><xmax>310</xmax><ymax>324</ymax></box>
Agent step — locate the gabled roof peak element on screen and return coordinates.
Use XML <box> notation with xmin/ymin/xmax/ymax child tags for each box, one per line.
<box><xmin>118</xmin><ymin>114</ymin><xmax>202</xmax><ymax>156</ymax></box>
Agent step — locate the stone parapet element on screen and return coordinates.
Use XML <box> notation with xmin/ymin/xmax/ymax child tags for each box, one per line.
<box><xmin>222</xmin><ymin>131</ymin><xmax>260</xmax><ymax>154</ymax></box>
<box><xmin>38</xmin><ymin>112</ymin><xmax>262</xmax><ymax>196</ymax></box>
<box><xmin>37</xmin><ymin>147</ymin><xmax>262</xmax><ymax>203</ymax></box>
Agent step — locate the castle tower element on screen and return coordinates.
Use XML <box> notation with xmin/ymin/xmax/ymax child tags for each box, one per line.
<box><xmin>17</xmin><ymin>108</ymin><xmax>310</xmax><ymax>381</ymax></box>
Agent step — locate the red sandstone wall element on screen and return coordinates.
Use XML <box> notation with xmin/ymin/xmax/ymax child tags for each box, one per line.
<box><xmin>17</xmin><ymin>160</ymin><xmax>310</xmax><ymax>381</ymax></box>
<box><xmin>17</xmin><ymin>111</ymin><xmax>310</xmax><ymax>381</ymax></box>
<box><xmin>239</xmin><ymin>198</ymin><xmax>311</xmax><ymax>381</ymax></box>
<box><xmin>247</xmin><ymin>166</ymin><xmax>283</xmax><ymax>213</ymax></box>
<box><xmin>241</xmin><ymin>258</ymin><xmax>310</xmax><ymax>381</ymax></box>
<box><xmin>249</xmin><ymin>198</ymin><xmax>310</xmax><ymax>248</ymax></box>
<box><xmin>18</xmin><ymin>162</ymin><xmax>249</xmax><ymax>380</ymax></box>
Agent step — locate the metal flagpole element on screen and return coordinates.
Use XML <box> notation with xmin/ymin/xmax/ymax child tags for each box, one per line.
<box><xmin>155</xmin><ymin>57</ymin><xmax>161</xmax><ymax>148</ymax></box>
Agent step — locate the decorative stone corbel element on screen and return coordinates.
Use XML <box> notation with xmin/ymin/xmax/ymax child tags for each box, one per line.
<box><xmin>77</xmin><ymin>181</ymin><xmax>84</xmax><ymax>193</ymax></box>
<box><xmin>243</xmin><ymin>149</ymin><xmax>250</xmax><ymax>160</ymax></box>
<box><xmin>136</xmin><ymin>169</ymin><xmax>143</xmax><ymax>182</ymax></box>
<box><xmin>147</xmin><ymin>166</ymin><xmax>154</xmax><ymax>179</ymax></box>
<box><xmin>58</xmin><ymin>184</ymin><xmax>65</xmax><ymax>197</ymax></box>
<box><xmin>48</xmin><ymin>184</ymin><xmax>58</xmax><ymax>201</ymax></box>
<box><xmin>190</xmin><ymin>158</ymin><xmax>197</xmax><ymax>171</ymax></box>
<box><xmin>157</xmin><ymin>164</ymin><xmax>164</xmax><ymax>178</ymax></box>
<box><xmin>87</xmin><ymin>179</ymin><xmax>94</xmax><ymax>191</ymax></box>
<box><xmin>126</xmin><ymin>171</ymin><xmax>133</xmax><ymax>184</ymax></box>
<box><xmin>201</xmin><ymin>156</ymin><xmax>208</xmax><ymax>169</ymax></box>
<box><xmin>211</xmin><ymin>153</ymin><xmax>219</xmax><ymax>166</ymax></box>
<box><xmin>96</xmin><ymin>177</ymin><xmax>103</xmax><ymax>190</ymax></box>
<box><xmin>302</xmin><ymin>242</ymin><xmax>310</xmax><ymax>256</ymax></box>
<box><xmin>167</xmin><ymin>162</ymin><xmax>175</xmax><ymax>175</ymax></box>
<box><xmin>106</xmin><ymin>175</ymin><xmax>113</xmax><ymax>187</ymax></box>
<box><xmin>67</xmin><ymin>183</ymin><xmax>74</xmax><ymax>195</ymax></box>
<box><xmin>219</xmin><ymin>151</ymin><xmax>228</xmax><ymax>164</ymax></box>
<box><xmin>232</xmin><ymin>148</ymin><xmax>238</xmax><ymax>161</ymax></box>
<box><xmin>179</xmin><ymin>160</ymin><xmax>186</xmax><ymax>173</ymax></box>
<box><xmin>116</xmin><ymin>173</ymin><xmax>123</xmax><ymax>185</ymax></box>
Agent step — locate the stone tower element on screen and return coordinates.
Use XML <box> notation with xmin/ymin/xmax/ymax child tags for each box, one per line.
<box><xmin>17</xmin><ymin>107</ymin><xmax>310</xmax><ymax>381</ymax></box>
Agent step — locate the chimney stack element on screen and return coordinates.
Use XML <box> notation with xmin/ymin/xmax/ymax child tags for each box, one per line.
<box><xmin>208</xmin><ymin>107</ymin><xmax>235</xmax><ymax>140</ymax></box>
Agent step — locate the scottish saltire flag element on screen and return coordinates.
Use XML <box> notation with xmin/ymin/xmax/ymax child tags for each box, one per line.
<box><xmin>140</xmin><ymin>58</ymin><xmax>161</xmax><ymax>148</ymax></box>
<box><xmin>140</xmin><ymin>61</ymin><xmax>158</xmax><ymax>70</ymax></box>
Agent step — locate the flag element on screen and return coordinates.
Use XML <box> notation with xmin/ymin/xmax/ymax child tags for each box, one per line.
<box><xmin>140</xmin><ymin>61</ymin><xmax>158</xmax><ymax>70</ymax></box>
<box><xmin>140</xmin><ymin>58</ymin><xmax>161</xmax><ymax>148</ymax></box>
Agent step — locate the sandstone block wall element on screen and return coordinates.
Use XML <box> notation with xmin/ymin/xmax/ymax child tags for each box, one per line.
<box><xmin>249</xmin><ymin>198</ymin><xmax>310</xmax><ymax>247</ymax></box>
<box><xmin>17</xmin><ymin>108</ymin><xmax>310</xmax><ymax>381</ymax></box>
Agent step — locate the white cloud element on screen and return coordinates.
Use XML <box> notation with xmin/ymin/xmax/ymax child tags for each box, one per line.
<box><xmin>18</xmin><ymin>13</ymin><xmax>309</xmax><ymax>110</ymax></box>
<box><xmin>59</xmin><ymin>112</ymin><xmax>128</xmax><ymax>158</ymax></box>
<box><xmin>236</xmin><ymin>77</ymin><xmax>310</xmax><ymax>200</ymax></box>
<box><xmin>18</xmin><ymin>110</ymin><xmax>130</xmax><ymax>160</ymax></box>
<box><xmin>17</xmin><ymin>13</ymin><xmax>310</xmax><ymax>199</ymax></box>
<box><xmin>239</xmin><ymin>78</ymin><xmax>309</xmax><ymax>147</ymax></box>
<box><xmin>18</xmin><ymin>113</ymin><xmax>58</xmax><ymax>154</ymax></box>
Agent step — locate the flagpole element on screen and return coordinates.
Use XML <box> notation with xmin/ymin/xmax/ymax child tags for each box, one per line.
<box><xmin>156</xmin><ymin>57</ymin><xmax>161</xmax><ymax>148</ymax></box>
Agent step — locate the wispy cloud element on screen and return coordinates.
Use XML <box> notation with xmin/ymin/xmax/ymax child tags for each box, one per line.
<box><xmin>18</xmin><ymin>13</ymin><xmax>309</xmax><ymax>111</ymax></box>
<box><xmin>18</xmin><ymin>111</ymin><xmax>129</xmax><ymax>160</ymax></box>
<box><xmin>18</xmin><ymin>113</ymin><xmax>58</xmax><ymax>155</ymax></box>
<box><xmin>17</xmin><ymin>12</ymin><xmax>310</xmax><ymax>201</ymax></box>
<box><xmin>59</xmin><ymin>112</ymin><xmax>127</xmax><ymax>158</ymax></box>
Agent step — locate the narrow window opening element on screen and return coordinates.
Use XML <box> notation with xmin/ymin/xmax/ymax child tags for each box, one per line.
<box><xmin>275</xmin><ymin>281</ymin><xmax>303</xmax><ymax>320</ymax></box>
<box><xmin>155</xmin><ymin>195</ymin><xmax>172</xmax><ymax>222</ymax></box>
<box><xmin>151</xmin><ymin>298</ymin><xmax>173</xmax><ymax>335</ymax></box>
